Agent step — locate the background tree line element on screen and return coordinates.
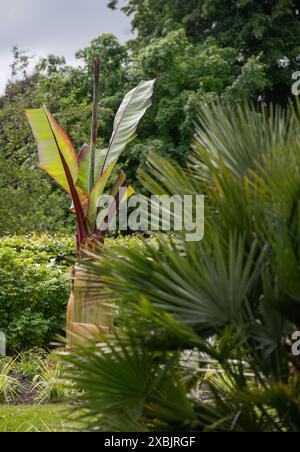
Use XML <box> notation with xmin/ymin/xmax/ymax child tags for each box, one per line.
<box><xmin>1</xmin><ymin>0</ymin><xmax>299</xmax><ymax>235</ymax></box>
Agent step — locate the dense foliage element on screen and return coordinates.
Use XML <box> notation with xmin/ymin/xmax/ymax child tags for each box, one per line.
<box><xmin>0</xmin><ymin>234</ymin><xmax>148</xmax><ymax>352</ymax></box>
<box><xmin>0</xmin><ymin>1</ymin><xmax>281</xmax><ymax>234</ymax></box>
<box><xmin>62</xmin><ymin>102</ymin><xmax>300</xmax><ymax>432</ymax></box>
<box><xmin>0</xmin><ymin>74</ymin><xmax>74</xmax><ymax>236</ymax></box>
<box><xmin>0</xmin><ymin>236</ymin><xmax>73</xmax><ymax>352</ymax></box>
<box><xmin>1</xmin><ymin>1</ymin><xmax>300</xmax><ymax>433</ymax></box>
<box><xmin>109</xmin><ymin>0</ymin><xmax>300</xmax><ymax>102</ymax></box>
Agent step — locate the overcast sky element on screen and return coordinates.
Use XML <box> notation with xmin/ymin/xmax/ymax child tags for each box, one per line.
<box><xmin>0</xmin><ymin>0</ymin><xmax>132</xmax><ymax>93</ymax></box>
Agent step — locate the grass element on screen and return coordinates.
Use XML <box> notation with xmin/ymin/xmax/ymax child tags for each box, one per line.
<box><xmin>0</xmin><ymin>404</ymin><xmax>70</xmax><ymax>432</ymax></box>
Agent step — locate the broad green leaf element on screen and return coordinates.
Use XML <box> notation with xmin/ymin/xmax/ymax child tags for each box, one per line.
<box><xmin>100</xmin><ymin>79</ymin><xmax>156</xmax><ymax>176</ymax></box>
<box><xmin>77</xmin><ymin>145</ymin><xmax>107</xmax><ymax>194</ymax></box>
<box><xmin>86</xmin><ymin>79</ymin><xmax>155</xmax><ymax>231</ymax></box>
<box><xmin>94</xmin><ymin>148</ymin><xmax>107</xmax><ymax>181</ymax></box>
<box><xmin>86</xmin><ymin>161</ymin><xmax>116</xmax><ymax>232</ymax></box>
<box><xmin>25</xmin><ymin>106</ymin><xmax>78</xmax><ymax>193</ymax></box>
<box><xmin>26</xmin><ymin>107</ymin><xmax>88</xmax><ymax>242</ymax></box>
<box><xmin>77</xmin><ymin>144</ymin><xmax>89</xmax><ymax>194</ymax></box>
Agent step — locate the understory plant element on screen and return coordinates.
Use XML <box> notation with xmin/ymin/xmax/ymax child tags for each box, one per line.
<box><xmin>0</xmin><ymin>237</ymin><xmax>70</xmax><ymax>352</ymax></box>
<box><xmin>26</xmin><ymin>59</ymin><xmax>155</xmax><ymax>337</ymax></box>
<box><xmin>0</xmin><ymin>234</ymin><xmax>150</xmax><ymax>351</ymax></box>
<box><xmin>0</xmin><ymin>359</ymin><xmax>20</xmax><ymax>404</ymax></box>
<box><xmin>32</xmin><ymin>360</ymin><xmax>75</xmax><ymax>404</ymax></box>
<box><xmin>61</xmin><ymin>101</ymin><xmax>300</xmax><ymax>432</ymax></box>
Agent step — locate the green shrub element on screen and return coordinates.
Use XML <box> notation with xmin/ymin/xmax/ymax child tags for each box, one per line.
<box><xmin>0</xmin><ymin>234</ymin><xmax>147</xmax><ymax>353</ymax></box>
<box><xmin>0</xmin><ymin>235</ymin><xmax>74</xmax><ymax>353</ymax></box>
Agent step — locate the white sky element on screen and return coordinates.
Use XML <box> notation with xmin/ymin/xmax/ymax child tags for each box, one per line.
<box><xmin>0</xmin><ymin>0</ymin><xmax>132</xmax><ymax>93</ymax></box>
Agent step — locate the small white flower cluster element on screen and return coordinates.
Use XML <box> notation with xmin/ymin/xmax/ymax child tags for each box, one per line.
<box><xmin>277</xmin><ymin>56</ymin><xmax>290</xmax><ymax>68</ymax></box>
<box><xmin>47</xmin><ymin>258</ymin><xmax>56</xmax><ymax>268</ymax></box>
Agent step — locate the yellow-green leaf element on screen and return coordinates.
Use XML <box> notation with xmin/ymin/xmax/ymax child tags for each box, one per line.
<box><xmin>77</xmin><ymin>145</ymin><xmax>107</xmax><ymax>194</ymax></box>
<box><xmin>25</xmin><ymin>106</ymin><xmax>78</xmax><ymax>193</ymax></box>
<box><xmin>86</xmin><ymin>161</ymin><xmax>116</xmax><ymax>232</ymax></box>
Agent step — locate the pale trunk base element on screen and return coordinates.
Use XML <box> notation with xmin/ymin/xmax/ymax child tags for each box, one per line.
<box><xmin>66</xmin><ymin>266</ymin><xmax>112</xmax><ymax>346</ymax></box>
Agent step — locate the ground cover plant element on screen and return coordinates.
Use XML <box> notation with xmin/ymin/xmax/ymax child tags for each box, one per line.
<box><xmin>0</xmin><ymin>348</ymin><xmax>75</xmax><ymax>405</ymax></box>
<box><xmin>0</xmin><ymin>405</ymin><xmax>69</xmax><ymax>432</ymax></box>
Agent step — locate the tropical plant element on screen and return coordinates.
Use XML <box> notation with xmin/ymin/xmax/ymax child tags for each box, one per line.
<box><xmin>61</xmin><ymin>101</ymin><xmax>300</xmax><ymax>432</ymax></box>
<box><xmin>1</xmin><ymin>27</ymin><xmax>272</xmax><ymax>236</ymax></box>
<box><xmin>13</xmin><ymin>349</ymin><xmax>48</xmax><ymax>380</ymax></box>
<box><xmin>25</xmin><ymin>59</ymin><xmax>155</xmax><ymax>339</ymax></box>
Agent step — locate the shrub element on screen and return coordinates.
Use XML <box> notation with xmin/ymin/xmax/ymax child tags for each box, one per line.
<box><xmin>0</xmin><ymin>234</ymin><xmax>147</xmax><ymax>353</ymax></box>
<box><xmin>0</xmin><ymin>235</ymin><xmax>74</xmax><ymax>353</ymax></box>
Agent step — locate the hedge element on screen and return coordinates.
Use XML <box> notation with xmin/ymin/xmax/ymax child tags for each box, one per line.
<box><xmin>0</xmin><ymin>234</ymin><xmax>146</xmax><ymax>353</ymax></box>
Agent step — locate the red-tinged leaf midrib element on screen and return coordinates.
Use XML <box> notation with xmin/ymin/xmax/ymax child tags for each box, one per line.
<box><xmin>43</xmin><ymin>108</ymin><xmax>87</xmax><ymax>244</ymax></box>
<box><xmin>44</xmin><ymin>106</ymin><xmax>78</xmax><ymax>180</ymax></box>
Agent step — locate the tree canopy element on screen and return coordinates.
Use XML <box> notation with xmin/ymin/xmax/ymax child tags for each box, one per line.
<box><xmin>109</xmin><ymin>0</ymin><xmax>300</xmax><ymax>101</ymax></box>
<box><xmin>0</xmin><ymin>1</ymin><xmax>298</xmax><ymax>234</ymax></box>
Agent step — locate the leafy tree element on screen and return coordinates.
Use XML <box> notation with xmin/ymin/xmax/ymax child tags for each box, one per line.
<box><xmin>109</xmin><ymin>0</ymin><xmax>300</xmax><ymax>101</ymax></box>
<box><xmin>0</xmin><ymin>20</ymin><xmax>270</xmax><ymax>233</ymax></box>
<box><xmin>108</xmin><ymin>0</ymin><xmax>205</xmax><ymax>43</ymax></box>
<box><xmin>129</xmin><ymin>30</ymin><xmax>268</xmax><ymax>169</ymax></box>
<box><xmin>0</xmin><ymin>61</ymin><xmax>74</xmax><ymax>236</ymax></box>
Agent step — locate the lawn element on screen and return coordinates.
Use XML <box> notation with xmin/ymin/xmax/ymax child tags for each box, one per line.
<box><xmin>0</xmin><ymin>405</ymin><xmax>70</xmax><ymax>432</ymax></box>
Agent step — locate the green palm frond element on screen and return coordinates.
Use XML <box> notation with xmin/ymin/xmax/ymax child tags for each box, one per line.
<box><xmin>194</xmin><ymin>101</ymin><xmax>300</xmax><ymax>180</ymax></box>
<box><xmin>61</xmin><ymin>101</ymin><xmax>300</xmax><ymax>432</ymax></box>
<box><xmin>61</xmin><ymin>333</ymin><xmax>195</xmax><ymax>432</ymax></box>
<box><xmin>85</xmin><ymin>234</ymin><xmax>264</xmax><ymax>333</ymax></box>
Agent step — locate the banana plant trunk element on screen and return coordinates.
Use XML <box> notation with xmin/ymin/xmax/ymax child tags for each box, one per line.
<box><xmin>66</xmin><ymin>240</ymin><xmax>112</xmax><ymax>344</ymax></box>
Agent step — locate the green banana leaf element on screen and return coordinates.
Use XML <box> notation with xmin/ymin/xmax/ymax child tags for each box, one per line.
<box><xmin>100</xmin><ymin>79</ymin><xmax>156</xmax><ymax>176</ymax></box>
<box><xmin>25</xmin><ymin>106</ymin><xmax>78</xmax><ymax>193</ymax></box>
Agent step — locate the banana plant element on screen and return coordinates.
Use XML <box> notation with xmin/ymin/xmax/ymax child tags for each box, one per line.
<box><xmin>25</xmin><ymin>59</ymin><xmax>156</xmax><ymax>339</ymax></box>
<box><xmin>25</xmin><ymin>59</ymin><xmax>155</xmax><ymax>251</ymax></box>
